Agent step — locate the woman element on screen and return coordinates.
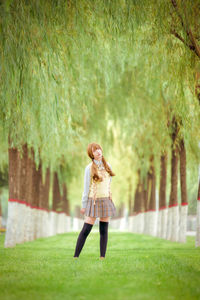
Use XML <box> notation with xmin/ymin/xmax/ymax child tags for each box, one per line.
<box><xmin>73</xmin><ymin>142</ymin><xmax>116</xmax><ymax>260</ymax></box>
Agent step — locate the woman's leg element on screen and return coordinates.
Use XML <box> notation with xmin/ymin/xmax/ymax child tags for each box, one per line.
<box><xmin>73</xmin><ymin>217</ymin><xmax>96</xmax><ymax>257</ymax></box>
<box><xmin>99</xmin><ymin>217</ymin><xmax>110</xmax><ymax>258</ymax></box>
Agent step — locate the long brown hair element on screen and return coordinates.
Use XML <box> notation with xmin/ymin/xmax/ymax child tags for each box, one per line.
<box><xmin>87</xmin><ymin>142</ymin><xmax>115</xmax><ymax>182</ymax></box>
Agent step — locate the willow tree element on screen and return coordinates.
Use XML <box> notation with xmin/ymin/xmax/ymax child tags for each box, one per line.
<box><xmin>0</xmin><ymin>0</ymin><xmax>107</xmax><ymax>246</ymax></box>
<box><xmin>153</xmin><ymin>0</ymin><xmax>200</xmax><ymax>245</ymax></box>
<box><xmin>99</xmin><ymin>1</ymin><xmax>200</xmax><ymax>243</ymax></box>
<box><xmin>0</xmin><ymin>0</ymin><xmax>125</xmax><ymax>246</ymax></box>
<box><xmin>1</xmin><ymin>0</ymin><xmax>200</xmax><ymax>247</ymax></box>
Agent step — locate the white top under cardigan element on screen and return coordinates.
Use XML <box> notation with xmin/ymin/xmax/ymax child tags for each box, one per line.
<box><xmin>81</xmin><ymin>159</ymin><xmax>112</xmax><ymax>209</ymax></box>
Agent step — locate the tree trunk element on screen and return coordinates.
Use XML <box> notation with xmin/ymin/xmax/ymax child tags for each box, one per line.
<box><xmin>132</xmin><ymin>176</ymin><xmax>139</xmax><ymax>233</ymax></box>
<box><xmin>133</xmin><ymin>179</ymin><xmax>140</xmax><ymax>214</ymax></box>
<box><xmin>138</xmin><ymin>178</ymin><xmax>145</xmax><ymax>234</ymax></box>
<box><xmin>16</xmin><ymin>144</ymin><xmax>28</xmax><ymax>244</ymax></box>
<box><xmin>157</xmin><ymin>151</ymin><xmax>168</xmax><ymax>239</ymax></box>
<box><xmin>5</xmin><ymin>144</ymin><xmax>20</xmax><ymax>247</ymax></box>
<box><xmin>31</xmin><ymin>156</ymin><xmax>42</xmax><ymax>239</ymax></box>
<box><xmin>34</xmin><ymin>160</ymin><xmax>43</xmax><ymax>239</ymax></box>
<box><xmin>196</xmin><ymin>175</ymin><xmax>200</xmax><ymax>247</ymax></box>
<box><xmin>137</xmin><ymin>171</ymin><xmax>144</xmax><ymax>233</ymax></box>
<box><xmin>40</xmin><ymin>167</ymin><xmax>50</xmax><ymax>211</ymax></box>
<box><xmin>25</xmin><ymin>147</ymin><xmax>34</xmax><ymax>242</ymax></box>
<box><xmin>131</xmin><ymin>170</ymin><xmax>140</xmax><ymax>233</ymax></box>
<box><xmin>132</xmin><ymin>170</ymin><xmax>144</xmax><ymax>233</ymax></box>
<box><xmin>128</xmin><ymin>181</ymin><xmax>135</xmax><ymax>232</ymax></box>
<box><xmin>149</xmin><ymin>156</ymin><xmax>156</xmax><ymax>211</ymax></box>
<box><xmin>143</xmin><ymin>170</ymin><xmax>151</xmax><ymax>234</ymax></box>
<box><xmin>0</xmin><ymin>192</ymin><xmax>2</xmax><ymax>229</ymax></box>
<box><xmin>39</xmin><ymin>166</ymin><xmax>50</xmax><ymax>237</ymax></box>
<box><xmin>148</xmin><ymin>155</ymin><xmax>157</xmax><ymax>236</ymax></box>
<box><xmin>62</xmin><ymin>182</ymin><xmax>69</xmax><ymax>215</ymax></box>
<box><xmin>128</xmin><ymin>178</ymin><xmax>132</xmax><ymax>216</ymax></box>
<box><xmin>53</xmin><ymin>172</ymin><xmax>62</xmax><ymax>211</ymax></box>
<box><xmin>167</xmin><ymin>116</ymin><xmax>179</xmax><ymax>242</ymax></box>
<box><xmin>61</xmin><ymin>182</ymin><xmax>70</xmax><ymax>233</ymax></box>
<box><xmin>195</xmin><ymin>74</ymin><xmax>200</xmax><ymax>246</ymax></box>
<box><xmin>179</xmin><ymin>138</ymin><xmax>188</xmax><ymax>243</ymax></box>
<box><xmin>50</xmin><ymin>172</ymin><xmax>62</xmax><ymax>235</ymax></box>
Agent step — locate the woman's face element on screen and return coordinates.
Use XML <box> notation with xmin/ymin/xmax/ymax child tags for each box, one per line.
<box><xmin>92</xmin><ymin>147</ymin><xmax>102</xmax><ymax>160</ymax></box>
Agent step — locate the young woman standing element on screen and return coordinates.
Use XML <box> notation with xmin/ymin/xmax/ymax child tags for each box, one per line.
<box><xmin>73</xmin><ymin>142</ymin><xmax>116</xmax><ymax>260</ymax></box>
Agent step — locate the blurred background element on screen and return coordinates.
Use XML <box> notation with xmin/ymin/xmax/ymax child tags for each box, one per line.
<box><xmin>0</xmin><ymin>0</ymin><xmax>200</xmax><ymax>247</ymax></box>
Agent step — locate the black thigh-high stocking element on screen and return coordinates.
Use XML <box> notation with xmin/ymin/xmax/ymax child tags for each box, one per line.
<box><xmin>73</xmin><ymin>222</ymin><xmax>93</xmax><ymax>257</ymax></box>
<box><xmin>99</xmin><ymin>221</ymin><xmax>109</xmax><ymax>257</ymax></box>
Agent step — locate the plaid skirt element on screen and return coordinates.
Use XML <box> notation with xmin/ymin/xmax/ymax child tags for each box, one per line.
<box><xmin>84</xmin><ymin>197</ymin><xmax>117</xmax><ymax>218</ymax></box>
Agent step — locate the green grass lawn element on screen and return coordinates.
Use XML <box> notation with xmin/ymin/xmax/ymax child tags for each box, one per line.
<box><xmin>0</xmin><ymin>228</ymin><xmax>200</xmax><ymax>300</ymax></box>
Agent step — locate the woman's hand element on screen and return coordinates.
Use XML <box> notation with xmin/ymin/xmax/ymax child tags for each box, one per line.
<box><xmin>80</xmin><ymin>208</ymin><xmax>86</xmax><ymax>215</ymax></box>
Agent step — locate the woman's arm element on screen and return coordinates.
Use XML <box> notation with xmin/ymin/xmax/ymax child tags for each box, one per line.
<box><xmin>81</xmin><ymin>165</ymin><xmax>91</xmax><ymax>209</ymax></box>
